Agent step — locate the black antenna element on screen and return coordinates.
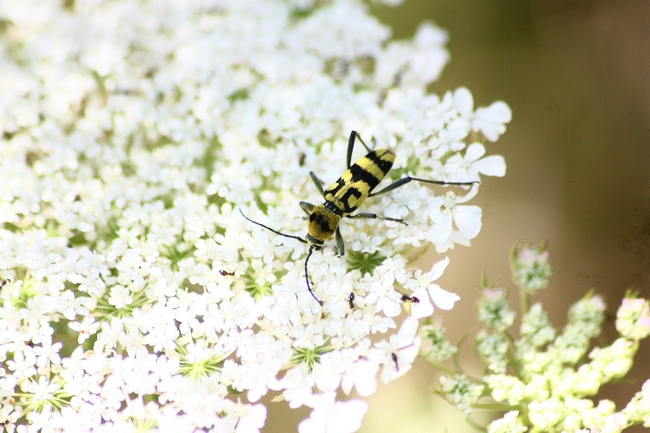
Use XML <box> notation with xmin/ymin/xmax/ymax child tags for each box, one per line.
<box><xmin>304</xmin><ymin>248</ymin><xmax>322</xmax><ymax>305</ymax></box>
<box><xmin>240</xmin><ymin>209</ymin><xmax>322</xmax><ymax>305</ymax></box>
<box><xmin>239</xmin><ymin>209</ymin><xmax>307</xmax><ymax>244</ymax></box>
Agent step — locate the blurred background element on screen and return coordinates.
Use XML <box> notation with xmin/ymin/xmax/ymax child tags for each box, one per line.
<box><xmin>269</xmin><ymin>1</ymin><xmax>650</xmax><ymax>431</ymax></box>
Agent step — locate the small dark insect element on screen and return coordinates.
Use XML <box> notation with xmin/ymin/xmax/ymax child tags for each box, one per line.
<box><xmin>219</xmin><ymin>270</ymin><xmax>235</xmax><ymax>276</ymax></box>
<box><xmin>347</xmin><ymin>292</ymin><xmax>356</xmax><ymax>309</ymax></box>
<box><xmin>400</xmin><ymin>294</ymin><xmax>420</xmax><ymax>304</ymax></box>
<box><xmin>391</xmin><ymin>352</ymin><xmax>399</xmax><ymax>372</ymax></box>
<box><xmin>0</xmin><ymin>279</ymin><xmax>9</xmax><ymax>290</ymax></box>
<box><xmin>298</xmin><ymin>152</ymin><xmax>306</xmax><ymax>167</ymax></box>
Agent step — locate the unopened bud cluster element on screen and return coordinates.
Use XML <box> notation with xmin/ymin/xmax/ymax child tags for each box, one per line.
<box><xmin>421</xmin><ymin>243</ymin><xmax>650</xmax><ymax>432</ymax></box>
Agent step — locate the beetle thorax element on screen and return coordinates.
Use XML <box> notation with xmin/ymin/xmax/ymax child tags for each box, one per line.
<box><xmin>307</xmin><ymin>204</ymin><xmax>341</xmax><ymax>246</ymax></box>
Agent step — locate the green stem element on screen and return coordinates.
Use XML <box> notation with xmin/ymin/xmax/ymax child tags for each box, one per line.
<box><xmin>464</xmin><ymin>415</ymin><xmax>487</xmax><ymax>432</ymax></box>
<box><xmin>520</xmin><ymin>288</ymin><xmax>530</xmax><ymax>314</ymax></box>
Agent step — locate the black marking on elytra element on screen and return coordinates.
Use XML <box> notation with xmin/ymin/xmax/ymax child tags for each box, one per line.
<box><xmin>324</xmin><ymin>177</ymin><xmax>346</xmax><ymax>198</ymax></box>
<box><xmin>365</xmin><ymin>150</ymin><xmax>393</xmax><ymax>176</ymax></box>
<box><xmin>349</xmin><ymin>162</ymin><xmax>382</xmax><ymax>187</ymax></box>
<box><xmin>337</xmin><ymin>187</ymin><xmax>364</xmax><ymax>213</ymax></box>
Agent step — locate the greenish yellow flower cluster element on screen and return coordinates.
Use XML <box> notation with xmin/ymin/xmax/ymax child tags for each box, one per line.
<box><xmin>422</xmin><ymin>243</ymin><xmax>650</xmax><ymax>432</ymax></box>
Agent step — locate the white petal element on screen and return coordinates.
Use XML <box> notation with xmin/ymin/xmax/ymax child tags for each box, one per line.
<box><xmin>465</xmin><ymin>142</ymin><xmax>486</xmax><ymax>163</ymax></box>
<box><xmin>341</xmin><ymin>360</ymin><xmax>378</xmax><ymax>397</ymax></box>
<box><xmin>472</xmin><ymin>101</ymin><xmax>512</xmax><ymax>141</ymax></box>
<box><xmin>395</xmin><ymin>316</ymin><xmax>418</xmax><ymax>348</ymax></box>
<box><xmin>301</xmin><ymin>394</ymin><xmax>367</xmax><ymax>433</ymax></box>
<box><xmin>452</xmin><ymin>205</ymin><xmax>482</xmax><ymax>239</ymax></box>
<box><xmin>380</xmin><ymin>363</ymin><xmax>397</xmax><ymax>384</ymax></box>
<box><xmin>434</xmin><ymin>238</ymin><xmax>455</xmax><ymax>253</ymax></box>
<box><xmin>328</xmin><ymin>400</ymin><xmax>368</xmax><ymax>433</ymax></box>
<box><xmin>400</xmin><ymin>339</ymin><xmax>421</xmax><ymax>363</ymax></box>
<box><xmin>415</xmin><ymin>21</ymin><xmax>448</xmax><ymax>47</ymax></box>
<box><xmin>353</xmin><ymin>370</ymin><xmax>378</xmax><ymax>397</ymax></box>
<box><xmin>453</xmin><ymin>87</ymin><xmax>474</xmax><ymax>116</ymax></box>
<box><xmin>472</xmin><ymin>154</ymin><xmax>506</xmax><ymax>177</ymax></box>
<box><xmin>426</xmin><ymin>215</ymin><xmax>453</xmax><ymax>242</ymax></box>
<box><xmin>382</xmin><ymin>297</ymin><xmax>402</xmax><ymax>318</ymax></box>
<box><xmin>247</xmin><ymin>386</ymin><xmax>265</xmax><ymax>403</ymax></box>
<box><xmin>410</xmin><ymin>293</ymin><xmax>434</xmax><ymax>319</ymax></box>
<box><xmin>428</xmin><ymin>285</ymin><xmax>460</xmax><ymax>310</ymax></box>
<box><xmin>429</xmin><ymin>257</ymin><xmax>450</xmax><ymax>280</ymax></box>
<box><xmin>299</xmin><ymin>411</ymin><xmax>326</xmax><ymax>433</ymax></box>
<box><xmin>485</xmin><ymin>101</ymin><xmax>512</xmax><ymax>123</ymax></box>
<box><xmin>448</xmin><ymin>229</ymin><xmax>472</xmax><ymax>247</ymax></box>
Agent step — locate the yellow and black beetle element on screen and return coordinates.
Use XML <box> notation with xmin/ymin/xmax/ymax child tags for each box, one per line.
<box><xmin>241</xmin><ymin>130</ymin><xmax>476</xmax><ymax>305</ymax></box>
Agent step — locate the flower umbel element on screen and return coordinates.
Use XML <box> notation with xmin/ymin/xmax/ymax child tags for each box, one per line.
<box><xmin>0</xmin><ymin>0</ymin><xmax>511</xmax><ymax>431</ymax></box>
<box><xmin>430</xmin><ymin>243</ymin><xmax>650</xmax><ymax>432</ymax></box>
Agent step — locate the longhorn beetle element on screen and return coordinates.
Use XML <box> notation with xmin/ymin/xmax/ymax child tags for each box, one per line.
<box><xmin>240</xmin><ymin>130</ymin><xmax>477</xmax><ymax>305</ymax></box>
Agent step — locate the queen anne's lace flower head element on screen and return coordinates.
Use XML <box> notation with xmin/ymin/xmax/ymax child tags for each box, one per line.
<box><xmin>0</xmin><ymin>0</ymin><xmax>511</xmax><ymax>430</ymax></box>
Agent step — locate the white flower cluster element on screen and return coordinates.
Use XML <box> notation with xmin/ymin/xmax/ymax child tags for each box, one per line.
<box><xmin>430</xmin><ymin>243</ymin><xmax>650</xmax><ymax>432</ymax></box>
<box><xmin>0</xmin><ymin>0</ymin><xmax>511</xmax><ymax>431</ymax></box>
